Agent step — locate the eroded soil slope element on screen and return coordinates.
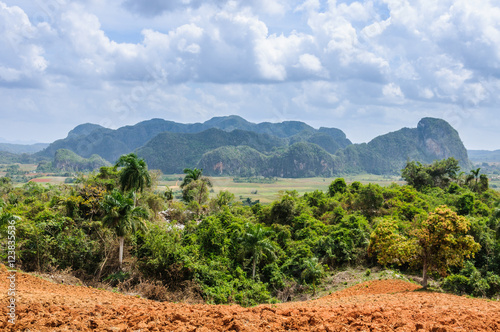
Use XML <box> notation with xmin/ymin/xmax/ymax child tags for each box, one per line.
<box><xmin>1</xmin><ymin>266</ymin><xmax>499</xmax><ymax>331</ymax></box>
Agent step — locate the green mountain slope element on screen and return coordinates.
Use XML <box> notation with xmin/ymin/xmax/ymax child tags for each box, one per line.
<box><xmin>265</xmin><ymin>142</ymin><xmax>338</xmax><ymax>178</ymax></box>
<box><xmin>37</xmin><ymin>116</ymin><xmax>352</xmax><ymax>163</ymax></box>
<box><xmin>196</xmin><ymin>118</ymin><xmax>472</xmax><ymax>177</ymax></box>
<box><xmin>0</xmin><ymin>151</ymin><xmax>35</xmax><ymax>164</ymax></box>
<box><xmin>336</xmin><ymin>118</ymin><xmax>472</xmax><ymax>174</ymax></box>
<box><xmin>53</xmin><ymin>149</ymin><xmax>110</xmax><ymax>171</ymax></box>
<box><xmin>198</xmin><ymin>146</ymin><xmax>266</xmax><ymax>176</ymax></box>
<box><xmin>0</xmin><ymin>143</ymin><xmax>49</xmax><ymax>154</ymax></box>
<box><xmin>29</xmin><ymin>116</ymin><xmax>471</xmax><ymax>177</ymax></box>
<box><xmin>417</xmin><ymin>117</ymin><xmax>470</xmax><ymax>166</ymax></box>
<box><xmin>136</xmin><ymin>129</ymin><xmax>286</xmax><ymax>174</ymax></box>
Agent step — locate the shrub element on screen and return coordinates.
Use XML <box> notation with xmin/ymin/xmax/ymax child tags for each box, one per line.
<box><xmin>442</xmin><ymin>274</ymin><xmax>471</xmax><ymax>295</ymax></box>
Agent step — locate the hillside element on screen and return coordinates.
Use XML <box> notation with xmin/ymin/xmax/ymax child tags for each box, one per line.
<box><xmin>0</xmin><ymin>151</ymin><xmax>34</xmax><ymax>164</ymax></box>
<box><xmin>0</xmin><ymin>142</ymin><xmax>48</xmax><ymax>154</ymax></box>
<box><xmin>198</xmin><ymin>118</ymin><xmax>472</xmax><ymax>176</ymax></box>
<box><xmin>31</xmin><ymin>116</ymin><xmax>472</xmax><ymax>177</ymax></box>
<box><xmin>37</xmin><ymin>116</ymin><xmax>352</xmax><ymax>163</ymax></box>
<box><xmin>137</xmin><ymin>128</ymin><xmax>287</xmax><ymax>173</ymax></box>
<box><xmin>53</xmin><ymin>149</ymin><xmax>110</xmax><ymax>171</ymax></box>
<box><xmin>1</xmin><ymin>268</ymin><xmax>498</xmax><ymax>331</ymax></box>
<box><xmin>335</xmin><ymin>118</ymin><xmax>473</xmax><ymax>174</ymax></box>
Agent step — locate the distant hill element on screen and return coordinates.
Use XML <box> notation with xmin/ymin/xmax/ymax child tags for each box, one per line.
<box><xmin>28</xmin><ymin>116</ymin><xmax>472</xmax><ymax>177</ymax></box>
<box><xmin>53</xmin><ymin>149</ymin><xmax>110</xmax><ymax>171</ymax></box>
<box><xmin>66</xmin><ymin>123</ymin><xmax>106</xmax><ymax>138</ymax></box>
<box><xmin>0</xmin><ymin>142</ymin><xmax>49</xmax><ymax>154</ymax></box>
<box><xmin>468</xmin><ymin>150</ymin><xmax>500</xmax><ymax>162</ymax></box>
<box><xmin>36</xmin><ymin>116</ymin><xmax>352</xmax><ymax>163</ymax></box>
<box><xmin>0</xmin><ymin>151</ymin><xmax>35</xmax><ymax>164</ymax></box>
<box><xmin>196</xmin><ymin>118</ymin><xmax>472</xmax><ymax>177</ymax></box>
<box><xmin>333</xmin><ymin>118</ymin><xmax>472</xmax><ymax>174</ymax></box>
<box><xmin>197</xmin><ymin>142</ymin><xmax>337</xmax><ymax>177</ymax></box>
<box><xmin>136</xmin><ymin>128</ymin><xmax>287</xmax><ymax>173</ymax></box>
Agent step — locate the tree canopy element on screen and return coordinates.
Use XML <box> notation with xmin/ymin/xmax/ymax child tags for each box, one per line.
<box><xmin>115</xmin><ymin>153</ymin><xmax>152</xmax><ymax>194</ymax></box>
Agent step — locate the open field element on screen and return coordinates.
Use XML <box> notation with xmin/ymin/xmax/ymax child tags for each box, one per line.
<box><xmin>158</xmin><ymin>174</ymin><xmax>405</xmax><ymax>204</ymax></box>
<box><xmin>28</xmin><ymin>176</ymin><xmax>68</xmax><ymax>184</ymax></box>
<box><xmin>0</xmin><ymin>162</ymin><xmax>498</xmax><ymax>197</ymax></box>
<box><xmin>1</xmin><ymin>265</ymin><xmax>499</xmax><ymax>331</ymax></box>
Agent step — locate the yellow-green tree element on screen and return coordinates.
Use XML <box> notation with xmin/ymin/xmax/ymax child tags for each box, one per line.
<box><xmin>370</xmin><ymin>206</ymin><xmax>480</xmax><ymax>288</ymax></box>
<box><xmin>368</xmin><ymin>217</ymin><xmax>415</xmax><ymax>267</ymax></box>
<box><xmin>413</xmin><ymin>206</ymin><xmax>480</xmax><ymax>288</ymax></box>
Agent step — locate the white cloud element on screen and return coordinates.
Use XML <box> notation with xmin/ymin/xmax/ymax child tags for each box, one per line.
<box><xmin>2</xmin><ymin>0</ymin><xmax>500</xmax><ymax>149</ymax></box>
<box><xmin>382</xmin><ymin>82</ymin><xmax>404</xmax><ymax>102</ymax></box>
<box><xmin>255</xmin><ymin>32</ymin><xmax>314</xmax><ymax>80</ymax></box>
<box><xmin>298</xmin><ymin>53</ymin><xmax>323</xmax><ymax>73</ymax></box>
<box><xmin>0</xmin><ymin>2</ymin><xmax>48</xmax><ymax>86</ymax></box>
<box><xmin>295</xmin><ymin>0</ymin><xmax>320</xmax><ymax>13</ymax></box>
<box><xmin>0</xmin><ymin>66</ymin><xmax>21</xmax><ymax>82</ymax></box>
<box><xmin>419</xmin><ymin>87</ymin><xmax>434</xmax><ymax>99</ymax></box>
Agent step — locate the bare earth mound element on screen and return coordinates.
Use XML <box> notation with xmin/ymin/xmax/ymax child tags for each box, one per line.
<box><xmin>1</xmin><ymin>267</ymin><xmax>500</xmax><ymax>331</ymax></box>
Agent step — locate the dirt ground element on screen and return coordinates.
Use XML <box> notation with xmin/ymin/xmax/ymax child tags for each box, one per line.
<box><xmin>1</xmin><ymin>265</ymin><xmax>500</xmax><ymax>331</ymax></box>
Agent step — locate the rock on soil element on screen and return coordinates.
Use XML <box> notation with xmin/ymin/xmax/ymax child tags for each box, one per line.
<box><xmin>1</xmin><ymin>266</ymin><xmax>500</xmax><ymax>331</ymax></box>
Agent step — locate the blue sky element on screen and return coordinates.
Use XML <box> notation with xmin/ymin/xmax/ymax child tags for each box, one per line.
<box><xmin>1</xmin><ymin>0</ymin><xmax>499</xmax><ymax>149</ymax></box>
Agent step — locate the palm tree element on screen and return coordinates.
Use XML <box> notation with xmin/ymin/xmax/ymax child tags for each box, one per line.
<box><xmin>240</xmin><ymin>222</ymin><xmax>277</xmax><ymax>279</ymax></box>
<box><xmin>180</xmin><ymin>168</ymin><xmax>206</xmax><ymax>188</ymax></box>
<box><xmin>301</xmin><ymin>257</ymin><xmax>325</xmax><ymax>296</ymax></box>
<box><xmin>115</xmin><ymin>153</ymin><xmax>152</xmax><ymax>198</ymax></box>
<box><xmin>101</xmin><ymin>190</ymin><xmax>148</xmax><ymax>269</ymax></box>
<box><xmin>181</xmin><ymin>168</ymin><xmax>213</xmax><ymax>204</ymax></box>
<box><xmin>469</xmin><ymin>168</ymin><xmax>481</xmax><ymax>191</ymax></box>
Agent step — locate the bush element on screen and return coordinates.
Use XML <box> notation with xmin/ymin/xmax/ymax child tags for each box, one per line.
<box><xmin>328</xmin><ymin>178</ymin><xmax>347</xmax><ymax>196</ymax></box>
<box><xmin>442</xmin><ymin>274</ymin><xmax>471</xmax><ymax>295</ymax></box>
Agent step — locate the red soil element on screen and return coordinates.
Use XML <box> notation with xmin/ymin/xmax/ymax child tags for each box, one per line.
<box><xmin>28</xmin><ymin>178</ymin><xmax>51</xmax><ymax>183</ymax></box>
<box><xmin>1</xmin><ymin>265</ymin><xmax>499</xmax><ymax>331</ymax></box>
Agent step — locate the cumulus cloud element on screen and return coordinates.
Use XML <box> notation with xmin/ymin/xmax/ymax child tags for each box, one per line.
<box><xmin>2</xmin><ymin>0</ymin><xmax>500</xmax><ymax>149</ymax></box>
<box><xmin>0</xmin><ymin>2</ymin><xmax>48</xmax><ymax>86</ymax></box>
<box><xmin>122</xmin><ymin>0</ymin><xmax>289</xmax><ymax>17</ymax></box>
<box><xmin>382</xmin><ymin>83</ymin><xmax>404</xmax><ymax>103</ymax></box>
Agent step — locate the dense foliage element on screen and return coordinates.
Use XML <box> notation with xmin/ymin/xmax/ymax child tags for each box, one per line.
<box><xmin>1</xmin><ymin>156</ymin><xmax>499</xmax><ymax>306</ymax></box>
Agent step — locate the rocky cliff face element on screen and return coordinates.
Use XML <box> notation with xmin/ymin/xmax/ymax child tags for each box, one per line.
<box><xmin>417</xmin><ymin>117</ymin><xmax>471</xmax><ymax>168</ymax></box>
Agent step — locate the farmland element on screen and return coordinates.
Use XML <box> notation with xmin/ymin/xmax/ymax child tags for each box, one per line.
<box><xmin>158</xmin><ymin>174</ymin><xmax>405</xmax><ymax>204</ymax></box>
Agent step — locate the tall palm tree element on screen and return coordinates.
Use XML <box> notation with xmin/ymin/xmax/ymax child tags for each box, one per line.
<box><xmin>301</xmin><ymin>257</ymin><xmax>325</xmax><ymax>296</ymax></box>
<box><xmin>101</xmin><ymin>190</ymin><xmax>148</xmax><ymax>269</ymax></box>
<box><xmin>240</xmin><ymin>222</ymin><xmax>277</xmax><ymax>279</ymax></box>
<box><xmin>469</xmin><ymin>168</ymin><xmax>481</xmax><ymax>191</ymax></box>
<box><xmin>115</xmin><ymin>153</ymin><xmax>152</xmax><ymax>196</ymax></box>
<box><xmin>181</xmin><ymin>168</ymin><xmax>213</xmax><ymax>204</ymax></box>
<box><xmin>180</xmin><ymin>168</ymin><xmax>206</xmax><ymax>188</ymax></box>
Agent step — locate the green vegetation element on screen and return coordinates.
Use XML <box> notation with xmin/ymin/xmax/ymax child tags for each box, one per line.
<box><xmin>101</xmin><ymin>190</ymin><xmax>148</xmax><ymax>269</ymax></box>
<box><xmin>115</xmin><ymin>153</ymin><xmax>152</xmax><ymax>195</ymax></box>
<box><xmin>138</xmin><ymin>117</ymin><xmax>471</xmax><ymax>176</ymax></box>
<box><xmin>0</xmin><ymin>151</ymin><xmax>34</xmax><ymax>164</ymax></box>
<box><xmin>233</xmin><ymin>177</ymin><xmax>278</xmax><ymax>184</ymax></box>
<box><xmin>1</xmin><ymin>155</ymin><xmax>499</xmax><ymax>307</ymax></box>
<box><xmin>30</xmin><ymin>116</ymin><xmax>471</xmax><ymax>178</ymax></box>
<box><xmin>52</xmin><ymin>149</ymin><xmax>109</xmax><ymax>172</ymax></box>
<box><xmin>180</xmin><ymin>168</ymin><xmax>213</xmax><ymax>206</ymax></box>
<box><xmin>0</xmin><ymin>142</ymin><xmax>48</xmax><ymax>154</ymax></box>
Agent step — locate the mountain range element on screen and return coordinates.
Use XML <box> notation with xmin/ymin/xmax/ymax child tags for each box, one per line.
<box><xmin>1</xmin><ymin>116</ymin><xmax>474</xmax><ymax>177</ymax></box>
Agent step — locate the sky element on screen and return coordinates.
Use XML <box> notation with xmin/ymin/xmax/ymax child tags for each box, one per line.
<box><xmin>0</xmin><ymin>0</ymin><xmax>499</xmax><ymax>150</ymax></box>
